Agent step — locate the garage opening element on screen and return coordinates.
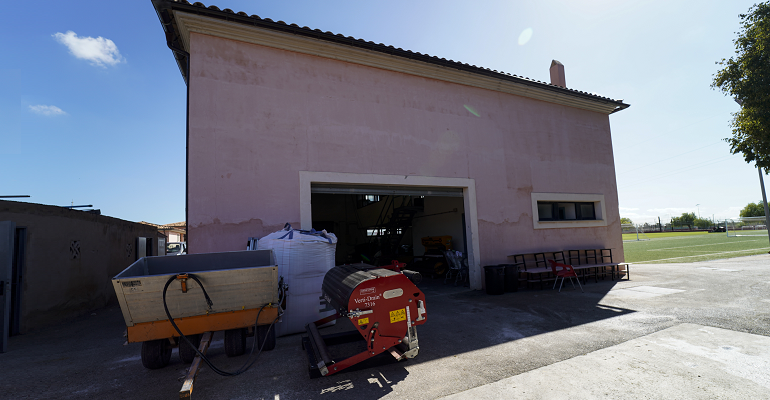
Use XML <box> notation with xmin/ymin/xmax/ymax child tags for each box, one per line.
<box><xmin>310</xmin><ymin>184</ymin><xmax>467</xmax><ymax>283</ymax></box>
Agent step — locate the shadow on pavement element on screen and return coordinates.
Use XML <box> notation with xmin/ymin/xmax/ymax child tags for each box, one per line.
<box><xmin>0</xmin><ymin>273</ymin><xmax>633</xmax><ymax>399</ymax></box>
<box><xmin>408</xmin><ymin>275</ymin><xmax>634</xmax><ymax>364</ymax></box>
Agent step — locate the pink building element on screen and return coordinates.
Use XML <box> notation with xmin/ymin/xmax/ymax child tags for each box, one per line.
<box><xmin>152</xmin><ymin>1</ymin><xmax>629</xmax><ymax>290</ymax></box>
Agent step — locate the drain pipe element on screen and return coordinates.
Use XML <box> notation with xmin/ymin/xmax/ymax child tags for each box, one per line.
<box><xmin>163</xmin><ymin>22</ymin><xmax>191</xmax><ymax>251</ymax></box>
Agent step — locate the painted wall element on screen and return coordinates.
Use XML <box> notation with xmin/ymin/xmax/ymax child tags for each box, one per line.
<box><xmin>186</xmin><ymin>32</ymin><xmax>624</xmax><ymax>264</ymax></box>
<box><xmin>0</xmin><ymin>201</ymin><xmax>159</xmax><ymax>333</ymax></box>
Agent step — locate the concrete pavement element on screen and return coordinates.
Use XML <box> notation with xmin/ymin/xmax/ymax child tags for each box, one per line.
<box><xmin>1</xmin><ymin>254</ymin><xmax>769</xmax><ymax>399</ymax></box>
<box><xmin>441</xmin><ymin>323</ymin><xmax>770</xmax><ymax>399</ymax></box>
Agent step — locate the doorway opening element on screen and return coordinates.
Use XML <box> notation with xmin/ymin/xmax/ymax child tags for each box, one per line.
<box><xmin>300</xmin><ymin>173</ymin><xmax>480</xmax><ymax>289</ymax></box>
<box><xmin>10</xmin><ymin>227</ymin><xmax>25</xmax><ymax>336</ymax></box>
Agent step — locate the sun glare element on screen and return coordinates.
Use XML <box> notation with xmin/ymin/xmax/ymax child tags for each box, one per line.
<box><xmin>518</xmin><ymin>28</ymin><xmax>533</xmax><ymax>45</ymax></box>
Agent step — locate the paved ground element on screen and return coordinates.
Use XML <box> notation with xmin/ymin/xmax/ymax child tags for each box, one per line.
<box><xmin>442</xmin><ymin>324</ymin><xmax>770</xmax><ymax>399</ymax></box>
<box><xmin>2</xmin><ymin>254</ymin><xmax>769</xmax><ymax>399</ymax></box>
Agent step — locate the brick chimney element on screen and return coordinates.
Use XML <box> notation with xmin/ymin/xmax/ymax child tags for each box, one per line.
<box><xmin>549</xmin><ymin>60</ymin><xmax>566</xmax><ymax>88</ymax></box>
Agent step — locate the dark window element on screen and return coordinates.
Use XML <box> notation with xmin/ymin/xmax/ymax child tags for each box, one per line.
<box><xmin>356</xmin><ymin>194</ymin><xmax>381</xmax><ymax>208</ymax></box>
<box><xmin>537</xmin><ymin>202</ymin><xmax>596</xmax><ymax>221</ymax></box>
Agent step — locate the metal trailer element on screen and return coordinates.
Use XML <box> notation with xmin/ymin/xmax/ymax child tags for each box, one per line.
<box><xmin>112</xmin><ymin>250</ymin><xmax>281</xmax><ymax>374</ymax></box>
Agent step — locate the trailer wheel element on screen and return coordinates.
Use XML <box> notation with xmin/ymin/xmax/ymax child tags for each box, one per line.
<box><xmin>141</xmin><ymin>339</ymin><xmax>172</xmax><ymax>369</ymax></box>
<box><xmin>178</xmin><ymin>334</ymin><xmax>202</xmax><ymax>363</ymax></box>
<box><xmin>432</xmin><ymin>260</ymin><xmax>447</xmax><ymax>276</ymax></box>
<box><xmin>257</xmin><ymin>324</ymin><xmax>276</xmax><ymax>351</ymax></box>
<box><xmin>224</xmin><ymin>328</ymin><xmax>246</xmax><ymax>357</ymax></box>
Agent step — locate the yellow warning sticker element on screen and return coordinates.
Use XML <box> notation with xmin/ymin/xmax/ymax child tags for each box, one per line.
<box><xmin>358</xmin><ymin>317</ymin><xmax>369</xmax><ymax>325</ymax></box>
<box><xmin>389</xmin><ymin>308</ymin><xmax>406</xmax><ymax>323</ymax></box>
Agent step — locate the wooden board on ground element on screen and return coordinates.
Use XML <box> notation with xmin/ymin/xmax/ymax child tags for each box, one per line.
<box><xmin>179</xmin><ymin>331</ymin><xmax>213</xmax><ymax>400</ymax></box>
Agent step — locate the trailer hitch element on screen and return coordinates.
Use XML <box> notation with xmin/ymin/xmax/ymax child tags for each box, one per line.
<box><xmin>176</xmin><ymin>273</ymin><xmax>190</xmax><ymax>293</ymax></box>
<box><xmin>170</xmin><ymin>273</ymin><xmax>213</xmax><ymax>311</ymax></box>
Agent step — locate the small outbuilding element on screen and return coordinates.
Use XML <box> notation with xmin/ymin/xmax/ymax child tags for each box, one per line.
<box><xmin>152</xmin><ymin>0</ymin><xmax>630</xmax><ymax>290</ymax></box>
<box><xmin>0</xmin><ymin>200</ymin><xmax>160</xmax><ymax>346</ymax></box>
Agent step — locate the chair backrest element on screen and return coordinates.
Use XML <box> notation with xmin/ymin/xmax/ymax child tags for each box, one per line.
<box><xmin>442</xmin><ymin>250</ymin><xmax>462</xmax><ymax>271</ymax></box>
<box><xmin>600</xmin><ymin>248</ymin><xmax>613</xmax><ymax>263</ymax></box>
<box><xmin>550</xmin><ymin>251</ymin><xmax>566</xmax><ymax>264</ymax></box>
<box><xmin>548</xmin><ymin>259</ymin><xmax>576</xmax><ymax>275</ymax></box>
<box><xmin>567</xmin><ymin>249</ymin><xmax>581</xmax><ymax>265</ymax></box>
<box><xmin>585</xmin><ymin>249</ymin><xmax>598</xmax><ymax>264</ymax></box>
<box><xmin>511</xmin><ymin>254</ymin><xmax>527</xmax><ymax>271</ymax></box>
<box><xmin>547</xmin><ymin>259</ymin><xmax>559</xmax><ymax>274</ymax></box>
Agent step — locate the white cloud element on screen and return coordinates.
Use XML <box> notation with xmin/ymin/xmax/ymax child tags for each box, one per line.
<box><xmin>52</xmin><ymin>31</ymin><xmax>124</xmax><ymax>67</ymax></box>
<box><xmin>29</xmin><ymin>105</ymin><xmax>67</xmax><ymax>116</ymax></box>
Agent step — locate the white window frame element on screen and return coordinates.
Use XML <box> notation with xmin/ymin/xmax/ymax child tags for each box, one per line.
<box><xmin>531</xmin><ymin>193</ymin><xmax>607</xmax><ymax>229</ymax></box>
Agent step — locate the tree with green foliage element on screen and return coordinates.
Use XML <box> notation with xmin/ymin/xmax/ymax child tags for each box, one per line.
<box><xmin>620</xmin><ymin>217</ymin><xmax>633</xmax><ymax>225</ymax></box>
<box><xmin>740</xmin><ymin>201</ymin><xmax>766</xmax><ymax>217</ymax></box>
<box><xmin>694</xmin><ymin>217</ymin><xmax>713</xmax><ymax>229</ymax></box>
<box><xmin>672</xmin><ymin>212</ymin><xmax>697</xmax><ymax>229</ymax></box>
<box><xmin>712</xmin><ymin>3</ymin><xmax>770</xmax><ymax>173</ymax></box>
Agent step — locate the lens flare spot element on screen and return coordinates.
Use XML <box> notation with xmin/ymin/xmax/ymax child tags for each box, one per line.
<box><xmin>463</xmin><ymin>105</ymin><xmax>480</xmax><ymax>117</ymax></box>
<box><xmin>518</xmin><ymin>28</ymin><xmax>533</xmax><ymax>45</ymax></box>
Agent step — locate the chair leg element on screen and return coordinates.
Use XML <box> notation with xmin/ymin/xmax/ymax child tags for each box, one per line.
<box><xmin>558</xmin><ymin>277</ymin><xmax>565</xmax><ymax>292</ymax></box>
<box><xmin>553</xmin><ymin>277</ymin><xmax>559</xmax><ymax>290</ymax></box>
<box><xmin>576</xmin><ymin>276</ymin><xmax>584</xmax><ymax>293</ymax></box>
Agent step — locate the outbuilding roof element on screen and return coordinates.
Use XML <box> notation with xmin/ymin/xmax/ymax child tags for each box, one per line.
<box><xmin>151</xmin><ymin>0</ymin><xmax>629</xmax><ymax>114</ymax></box>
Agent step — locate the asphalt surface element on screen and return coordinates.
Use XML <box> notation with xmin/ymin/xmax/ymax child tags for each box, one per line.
<box><xmin>2</xmin><ymin>254</ymin><xmax>769</xmax><ymax>399</ymax></box>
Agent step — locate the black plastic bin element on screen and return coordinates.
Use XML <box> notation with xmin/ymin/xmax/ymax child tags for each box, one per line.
<box><xmin>483</xmin><ymin>265</ymin><xmax>506</xmax><ymax>295</ymax></box>
<box><xmin>500</xmin><ymin>264</ymin><xmax>519</xmax><ymax>292</ymax></box>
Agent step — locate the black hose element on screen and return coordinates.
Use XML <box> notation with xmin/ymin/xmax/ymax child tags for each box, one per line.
<box><xmin>161</xmin><ymin>273</ymin><xmax>280</xmax><ymax>376</ymax></box>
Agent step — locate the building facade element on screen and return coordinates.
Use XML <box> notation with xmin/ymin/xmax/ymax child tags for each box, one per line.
<box><xmin>0</xmin><ymin>201</ymin><xmax>160</xmax><ymax>335</ymax></box>
<box><xmin>153</xmin><ymin>0</ymin><xmax>629</xmax><ymax>289</ymax></box>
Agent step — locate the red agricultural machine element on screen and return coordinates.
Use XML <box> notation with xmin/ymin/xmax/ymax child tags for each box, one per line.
<box><xmin>303</xmin><ymin>261</ymin><xmax>427</xmax><ymax>377</ymax></box>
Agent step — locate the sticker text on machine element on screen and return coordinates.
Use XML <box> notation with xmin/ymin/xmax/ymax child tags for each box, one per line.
<box><xmin>389</xmin><ymin>308</ymin><xmax>406</xmax><ymax>323</ymax></box>
<box><xmin>360</xmin><ymin>287</ymin><xmax>376</xmax><ymax>295</ymax></box>
<box><xmin>358</xmin><ymin>318</ymin><xmax>369</xmax><ymax>325</ymax></box>
<box><xmin>354</xmin><ymin>294</ymin><xmax>381</xmax><ymax>308</ymax></box>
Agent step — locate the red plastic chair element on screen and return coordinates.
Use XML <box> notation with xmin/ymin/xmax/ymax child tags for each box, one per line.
<box><xmin>548</xmin><ymin>259</ymin><xmax>583</xmax><ymax>293</ymax></box>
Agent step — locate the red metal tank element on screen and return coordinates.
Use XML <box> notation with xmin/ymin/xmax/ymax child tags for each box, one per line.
<box><xmin>304</xmin><ymin>261</ymin><xmax>426</xmax><ymax>377</ymax></box>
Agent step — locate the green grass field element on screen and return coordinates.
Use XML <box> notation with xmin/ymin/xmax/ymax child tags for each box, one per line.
<box><xmin>622</xmin><ymin>231</ymin><xmax>770</xmax><ymax>264</ymax></box>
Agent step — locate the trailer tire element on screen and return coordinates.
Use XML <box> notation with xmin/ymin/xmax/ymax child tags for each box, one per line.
<box><xmin>141</xmin><ymin>339</ymin><xmax>172</xmax><ymax>369</ymax></box>
<box><xmin>224</xmin><ymin>328</ymin><xmax>246</xmax><ymax>357</ymax></box>
<box><xmin>178</xmin><ymin>334</ymin><xmax>202</xmax><ymax>363</ymax></box>
<box><xmin>432</xmin><ymin>260</ymin><xmax>447</xmax><ymax>276</ymax></box>
<box><xmin>257</xmin><ymin>324</ymin><xmax>276</xmax><ymax>351</ymax></box>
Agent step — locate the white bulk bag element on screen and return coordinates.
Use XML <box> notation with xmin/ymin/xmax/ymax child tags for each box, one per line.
<box><xmin>257</xmin><ymin>223</ymin><xmax>337</xmax><ymax>336</ymax></box>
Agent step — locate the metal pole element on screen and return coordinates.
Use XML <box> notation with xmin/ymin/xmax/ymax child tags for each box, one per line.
<box><xmin>758</xmin><ymin>165</ymin><xmax>770</xmax><ymax>247</ymax></box>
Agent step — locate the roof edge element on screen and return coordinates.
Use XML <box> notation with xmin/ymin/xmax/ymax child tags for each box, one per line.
<box><xmin>152</xmin><ymin>0</ymin><xmax>630</xmax><ymax>114</ymax></box>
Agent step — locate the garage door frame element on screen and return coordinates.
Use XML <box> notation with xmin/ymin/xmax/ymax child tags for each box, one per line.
<box><xmin>299</xmin><ymin>171</ymin><xmax>481</xmax><ymax>290</ymax></box>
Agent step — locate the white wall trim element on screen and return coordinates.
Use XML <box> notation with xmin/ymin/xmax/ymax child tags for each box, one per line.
<box><xmin>299</xmin><ymin>171</ymin><xmax>482</xmax><ymax>290</ymax></box>
<box><xmin>530</xmin><ymin>192</ymin><xmax>608</xmax><ymax>229</ymax></box>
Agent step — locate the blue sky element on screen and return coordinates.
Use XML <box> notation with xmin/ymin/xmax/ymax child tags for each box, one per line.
<box><xmin>0</xmin><ymin>0</ymin><xmax>763</xmax><ymax>225</ymax></box>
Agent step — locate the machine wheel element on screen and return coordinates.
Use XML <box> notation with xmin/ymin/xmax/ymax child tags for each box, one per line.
<box><xmin>432</xmin><ymin>260</ymin><xmax>447</xmax><ymax>276</ymax></box>
<box><xmin>257</xmin><ymin>324</ymin><xmax>276</xmax><ymax>351</ymax></box>
<box><xmin>178</xmin><ymin>334</ymin><xmax>202</xmax><ymax>363</ymax></box>
<box><xmin>224</xmin><ymin>328</ymin><xmax>246</xmax><ymax>357</ymax></box>
<box><xmin>141</xmin><ymin>339</ymin><xmax>172</xmax><ymax>369</ymax></box>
